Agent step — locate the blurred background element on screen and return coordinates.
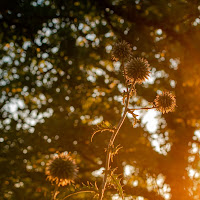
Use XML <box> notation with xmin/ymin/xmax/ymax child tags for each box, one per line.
<box><xmin>1</xmin><ymin>0</ymin><xmax>200</xmax><ymax>199</ymax></box>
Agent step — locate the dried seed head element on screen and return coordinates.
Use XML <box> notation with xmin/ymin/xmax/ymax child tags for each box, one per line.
<box><xmin>46</xmin><ymin>152</ymin><xmax>78</xmax><ymax>186</ymax></box>
<box><xmin>154</xmin><ymin>91</ymin><xmax>176</xmax><ymax>114</ymax></box>
<box><xmin>125</xmin><ymin>57</ymin><xmax>150</xmax><ymax>84</ymax></box>
<box><xmin>112</xmin><ymin>41</ymin><xmax>132</xmax><ymax>61</ymax></box>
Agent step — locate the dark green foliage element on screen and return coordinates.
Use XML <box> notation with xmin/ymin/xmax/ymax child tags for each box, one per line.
<box><xmin>1</xmin><ymin>0</ymin><xmax>200</xmax><ymax>200</ymax></box>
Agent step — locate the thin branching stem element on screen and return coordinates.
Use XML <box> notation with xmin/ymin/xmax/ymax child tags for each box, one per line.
<box><xmin>98</xmin><ymin>83</ymin><xmax>135</xmax><ymax>200</ymax></box>
<box><xmin>128</xmin><ymin>106</ymin><xmax>157</xmax><ymax>111</ymax></box>
<box><xmin>121</xmin><ymin>59</ymin><xmax>127</xmax><ymax>88</ymax></box>
<box><xmin>63</xmin><ymin>191</ymin><xmax>96</xmax><ymax>200</ymax></box>
<box><xmin>51</xmin><ymin>185</ymin><xmax>59</xmax><ymax>200</ymax></box>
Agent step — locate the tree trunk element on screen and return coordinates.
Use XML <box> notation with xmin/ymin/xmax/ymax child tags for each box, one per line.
<box><xmin>161</xmin><ymin>126</ymin><xmax>194</xmax><ymax>200</ymax></box>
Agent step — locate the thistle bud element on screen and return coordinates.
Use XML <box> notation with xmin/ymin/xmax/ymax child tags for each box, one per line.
<box><xmin>125</xmin><ymin>57</ymin><xmax>150</xmax><ymax>84</ymax></box>
<box><xmin>112</xmin><ymin>41</ymin><xmax>132</xmax><ymax>61</ymax></box>
<box><xmin>154</xmin><ymin>91</ymin><xmax>176</xmax><ymax>114</ymax></box>
<box><xmin>46</xmin><ymin>152</ymin><xmax>78</xmax><ymax>186</ymax></box>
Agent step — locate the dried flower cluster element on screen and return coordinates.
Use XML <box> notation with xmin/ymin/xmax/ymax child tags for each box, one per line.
<box><xmin>112</xmin><ymin>41</ymin><xmax>176</xmax><ymax>114</ymax></box>
<box><xmin>154</xmin><ymin>91</ymin><xmax>176</xmax><ymax>113</ymax></box>
<box><xmin>125</xmin><ymin>57</ymin><xmax>150</xmax><ymax>84</ymax></box>
<box><xmin>46</xmin><ymin>152</ymin><xmax>78</xmax><ymax>186</ymax></box>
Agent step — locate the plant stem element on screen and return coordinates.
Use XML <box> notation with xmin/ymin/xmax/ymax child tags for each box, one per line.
<box><xmin>129</xmin><ymin>106</ymin><xmax>157</xmax><ymax>111</ymax></box>
<box><xmin>121</xmin><ymin>59</ymin><xmax>128</xmax><ymax>89</ymax></box>
<box><xmin>98</xmin><ymin>83</ymin><xmax>135</xmax><ymax>200</ymax></box>
<box><xmin>51</xmin><ymin>185</ymin><xmax>59</xmax><ymax>200</ymax></box>
<box><xmin>63</xmin><ymin>191</ymin><xmax>96</xmax><ymax>200</ymax></box>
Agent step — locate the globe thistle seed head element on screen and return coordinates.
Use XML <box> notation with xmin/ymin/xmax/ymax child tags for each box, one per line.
<box><xmin>125</xmin><ymin>57</ymin><xmax>150</xmax><ymax>84</ymax></box>
<box><xmin>46</xmin><ymin>152</ymin><xmax>78</xmax><ymax>186</ymax></box>
<box><xmin>154</xmin><ymin>91</ymin><xmax>176</xmax><ymax>114</ymax></box>
<box><xmin>112</xmin><ymin>41</ymin><xmax>132</xmax><ymax>61</ymax></box>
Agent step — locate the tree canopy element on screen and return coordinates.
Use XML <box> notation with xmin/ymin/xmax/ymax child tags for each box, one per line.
<box><xmin>1</xmin><ymin>0</ymin><xmax>200</xmax><ymax>199</ymax></box>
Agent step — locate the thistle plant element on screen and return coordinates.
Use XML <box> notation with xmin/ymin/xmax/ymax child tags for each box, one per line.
<box><xmin>125</xmin><ymin>57</ymin><xmax>150</xmax><ymax>84</ymax></box>
<box><xmin>97</xmin><ymin>41</ymin><xmax>176</xmax><ymax>200</ymax></box>
<box><xmin>46</xmin><ymin>152</ymin><xmax>78</xmax><ymax>199</ymax></box>
<box><xmin>46</xmin><ymin>152</ymin><xmax>78</xmax><ymax>187</ymax></box>
<box><xmin>154</xmin><ymin>91</ymin><xmax>176</xmax><ymax>113</ymax></box>
<box><xmin>112</xmin><ymin>40</ymin><xmax>132</xmax><ymax>61</ymax></box>
<box><xmin>45</xmin><ymin>41</ymin><xmax>176</xmax><ymax>200</ymax></box>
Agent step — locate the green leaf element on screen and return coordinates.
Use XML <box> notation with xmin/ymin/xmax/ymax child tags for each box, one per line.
<box><xmin>109</xmin><ymin>171</ymin><xmax>124</xmax><ymax>199</ymax></box>
<box><xmin>58</xmin><ymin>182</ymin><xmax>99</xmax><ymax>200</ymax></box>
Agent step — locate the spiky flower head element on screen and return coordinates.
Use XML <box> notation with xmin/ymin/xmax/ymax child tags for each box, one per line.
<box><xmin>125</xmin><ymin>57</ymin><xmax>150</xmax><ymax>84</ymax></box>
<box><xmin>46</xmin><ymin>152</ymin><xmax>78</xmax><ymax>186</ymax></box>
<box><xmin>112</xmin><ymin>41</ymin><xmax>132</xmax><ymax>61</ymax></box>
<box><xmin>154</xmin><ymin>91</ymin><xmax>176</xmax><ymax>114</ymax></box>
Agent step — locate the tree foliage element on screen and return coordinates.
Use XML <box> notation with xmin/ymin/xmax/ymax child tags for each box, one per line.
<box><xmin>1</xmin><ymin>0</ymin><xmax>200</xmax><ymax>199</ymax></box>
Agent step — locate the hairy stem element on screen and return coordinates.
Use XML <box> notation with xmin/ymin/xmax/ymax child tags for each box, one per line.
<box><xmin>52</xmin><ymin>185</ymin><xmax>59</xmax><ymax>200</ymax></box>
<box><xmin>98</xmin><ymin>83</ymin><xmax>135</xmax><ymax>200</ymax></box>
<box><xmin>63</xmin><ymin>191</ymin><xmax>96</xmax><ymax>200</ymax></box>
<box><xmin>129</xmin><ymin>106</ymin><xmax>157</xmax><ymax>111</ymax></box>
<box><xmin>122</xmin><ymin>59</ymin><xmax>126</xmax><ymax>87</ymax></box>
